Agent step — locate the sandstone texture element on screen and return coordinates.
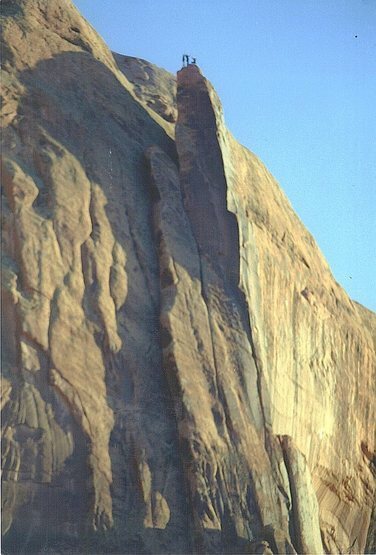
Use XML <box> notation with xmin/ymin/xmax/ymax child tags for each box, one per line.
<box><xmin>1</xmin><ymin>1</ymin><xmax>375</xmax><ymax>554</ymax></box>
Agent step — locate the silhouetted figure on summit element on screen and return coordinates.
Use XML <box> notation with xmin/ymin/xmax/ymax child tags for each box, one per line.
<box><xmin>182</xmin><ymin>55</ymin><xmax>197</xmax><ymax>67</ymax></box>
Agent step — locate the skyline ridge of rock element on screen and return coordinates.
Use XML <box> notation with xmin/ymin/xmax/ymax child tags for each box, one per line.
<box><xmin>1</xmin><ymin>1</ymin><xmax>375</xmax><ymax>554</ymax></box>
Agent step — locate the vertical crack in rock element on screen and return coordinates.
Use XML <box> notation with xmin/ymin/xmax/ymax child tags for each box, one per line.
<box><xmin>172</xmin><ymin>65</ymin><xmax>298</xmax><ymax>553</ymax></box>
<box><xmin>146</xmin><ymin>133</ymin><xmax>294</xmax><ymax>551</ymax></box>
<box><xmin>146</xmin><ymin>145</ymin><xmax>210</xmax><ymax>550</ymax></box>
<box><xmin>175</xmin><ymin>65</ymin><xmax>269</xmax><ymax>437</ymax></box>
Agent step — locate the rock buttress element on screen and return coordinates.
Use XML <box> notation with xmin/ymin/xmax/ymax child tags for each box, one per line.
<box><xmin>221</xmin><ymin>107</ymin><xmax>375</xmax><ymax>555</ymax></box>
<box><xmin>174</xmin><ymin>64</ymin><xmax>375</xmax><ymax>554</ymax></box>
<box><xmin>147</xmin><ymin>144</ymin><xmax>295</xmax><ymax>554</ymax></box>
<box><xmin>1</xmin><ymin>1</ymin><xmax>189</xmax><ymax>553</ymax></box>
<box><xmin>148</xmin><ymin>65</ymin><xmax>301</xmax><ymax>553</ymax></box>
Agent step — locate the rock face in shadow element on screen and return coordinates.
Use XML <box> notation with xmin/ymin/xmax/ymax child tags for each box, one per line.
<box><xmin>1</xmin><ymin>1</ymin><xmax>375</xmax><ymax>554</ymax></box>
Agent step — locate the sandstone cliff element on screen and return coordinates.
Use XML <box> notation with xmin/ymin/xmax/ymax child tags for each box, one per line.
<box><xmin>1</xmin><ymin>1</ymin><xmax>375</xmax><ymax>554</ymax></box>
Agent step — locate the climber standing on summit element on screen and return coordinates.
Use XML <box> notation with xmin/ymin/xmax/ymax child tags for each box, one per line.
<box><xmin>182</xmin><ymin>54</ymin><xmax>197</xmax><ymax>67</ymax></box>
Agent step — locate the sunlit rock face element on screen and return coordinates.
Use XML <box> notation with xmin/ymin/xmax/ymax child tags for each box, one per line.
<box><xmin>1</xmin><ymin>1</ymin><xmax>375</xmax><ymax>554</ymax></box>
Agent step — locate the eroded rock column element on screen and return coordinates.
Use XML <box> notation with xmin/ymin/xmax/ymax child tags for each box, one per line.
<box><xmin>146</xmin><ymin>65</ymin><xmax>298</xmax><ymax>553</ymax></box>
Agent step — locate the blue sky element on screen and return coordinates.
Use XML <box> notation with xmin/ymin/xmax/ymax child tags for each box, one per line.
<box><xmin>75</xmin><ymin>0</ymin><xmax>375</xmax><ymax>311</ymax></box>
